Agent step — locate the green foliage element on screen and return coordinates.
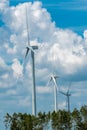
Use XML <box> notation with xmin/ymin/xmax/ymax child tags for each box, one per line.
<box><xmin>72</xmin><ymin>108</ymin><xmax>82</xmax><ymax>130</ymax></box>
<box><xmin>51</xmin><ymin>111</ymin><xmax>59</xmax><ymax>130</ymax></box>
<box><xmin>51</xmin><ymin>110</ymin><xmax>71</xmax><ymax>130</ymax></box>
<box><xmin>4</xmin><ymin>105</ymin><xmax>87</xmax><ymax>130</ymax></box>
<box><xmin>80</xmin><ymin>105</ymin><xmax>87</xmax><ymax>122</ymax></box>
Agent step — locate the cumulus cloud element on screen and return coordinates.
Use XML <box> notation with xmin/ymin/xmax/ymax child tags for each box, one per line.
<box><xmin>0</xmin><ymin>57</ymin><xmax>13</xmax><ymax>88</ymax></box>
<box><xmin>0</xmin><ymin>0</ymin><xmax>9</xmax><ymax>12</ymax></box>
<box><xmin>59</xmin><ymin>101</ymin><xmax>66</xmax><ymax>110</ymax></box>
<box><xmin>36</xmin><ymin>29</ymin><xmax>87</xmax><ymax>78</ymax></box>
<box><xmin>1</xmin><ymin>1</ymin><xmax>87</xmax><ymax>78</ymax></box>
<box><xmin>83</xmin><ymin>30</ymin><xmax>87</xmax><ymax>39</ymax></box>
<box><xmin>11</xmin><ymin>58</ymin><xmax>23</xmax><ymax>77</ymax></box>
<box><xmin>37</xmin><ymin>86</ymin><xmax>52</xmax><ymax>94</ymax></box>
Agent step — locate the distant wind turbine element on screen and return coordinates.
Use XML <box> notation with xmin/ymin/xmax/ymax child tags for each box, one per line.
<box><xmin>24</xmin><ymin>6</ymin><xmax>38</xmax><ymax>116</ymax></box>
<box><xmin>47</xmin><ymin>74</ymin><xmax>59</xmax><ymax>112</ymax></box>
<box><xmin>59</xmin><ymin>82</ymin><xmax>72</xmax><ymax>113</ymax></box>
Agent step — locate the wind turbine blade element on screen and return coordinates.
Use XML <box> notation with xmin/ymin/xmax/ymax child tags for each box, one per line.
<box><xmin>22</xmin><ymin>54</ymin><xmax>28</xmax><ymax>74</ymax></box>
<box><xmin>46</xmin><ymin>77</ymin><xmax>52</xmax><ymax>87</ymax></box>
<box><xmin>52</xmin><ymin>76</ymin><xmax>58</xmax><ymax>90</ymax></box>
<box><xmin>67</xmin><ymin>80</ymin><xmax>72</xmax><ymax>93</ymax></box>
<box><xmin>22</xmin><ymin>59</ymin><xmax>26</xmax><ymax>75</ymax></box>
<box><xmin>25</xmin><ymin>6</ymin><xmax>31</xmax><ymax>47</ymax></box>
<box><xmin>59</xmin><ymin>91</ymin><xmax>67</xmax><ymax>96</ymax></box>
<box><xmin>22</xmin><ymin>47</ymin><xmax>29</xmax><ymax>74</ymax></box>
<box><xmin>25</xmin><ymin>47</ymin><xmax>29</xmax><ymax>59</ymax></box>
<box><xmin>66</xmin><ymin>96</ymin><xmax>68</xmax><ymax>109</ymax></box>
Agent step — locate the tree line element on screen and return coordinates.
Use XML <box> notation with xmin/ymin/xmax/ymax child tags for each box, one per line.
<box><xmin>4</xmin><ymin>105</ymin><xmax>87</xmax><ymax>130</ymax></box>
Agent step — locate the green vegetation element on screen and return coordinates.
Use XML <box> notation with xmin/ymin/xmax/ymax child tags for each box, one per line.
<box><xmin>4</xmin><ymin>105</ymin><xmax>87</xmax><ymax>130</ymax></box>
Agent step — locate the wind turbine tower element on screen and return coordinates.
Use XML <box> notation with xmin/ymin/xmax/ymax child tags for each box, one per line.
<box><xmin>47</xmin><ymin>74</ymin><xmax>59</xmax><ymax>112</ymax></box>
<box><xmin>24</xmin><ymin>6</ymin><xmax>38</xmax><ymax>116</ymax></box>
<box><xmin>59</xmin><ymin>82</ymin><xmax>72</xmax><ymax>113</ymax></box>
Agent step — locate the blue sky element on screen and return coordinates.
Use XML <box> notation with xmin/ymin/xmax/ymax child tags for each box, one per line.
<box><xmin>0</xmin><ymin>0</ymin><xmax>87</xmax><ymax>129</ymax></box>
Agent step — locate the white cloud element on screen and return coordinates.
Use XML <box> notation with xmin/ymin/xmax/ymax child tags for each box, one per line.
<box><xmin>11</xmin><ymin>58</ymin><xmax>23</xmax><ymax>77</ymax></box>
<box><xmin>0</xmin><ymin>58</ymin><xmax>22</xmax><ymax>89</ymax></box>
<box><xmin>1</xmin><ymin>1</ymin><xmax>86</xmax><ymax>78</ymax></box>
<box><xmin>6</xmin><ymin>89</ymin><xmax>17</xmax><ymax>95</ymax></box>
<box><xmin>59</xmin><ymin>101</ymin><xmax>66</xmax><ymax>110</ymax></box>
<box><xmin>1</xmin><ymin>73</ymin><xmax>9</xmax><ymax>79</ymax></box>
<box><xmin>0</xmin><ymin>0</ymin><xmax>87</xmax><ymax>89</ymax></box>
<box><xmin>83</xmin><ymin>30</ymin><xmax>87</xmax><ymax>39</ymax></box>
<box><xmin>0</xmin><ymin>57</ymin><xmax>6</xmax><ymax>66</ymax></box>
<box><xmin>0</xmin><ymin>0</ymin><xmax>9</xmax><ymax>12</ymax></box>
<box><xmin>37</xmin><ymin>86</ymin><xmax>52</xmax><ymax>94</ymax></box>
<box><xmin>4</xmin><ymin>43</ymin><xmax>17</xmax><ymax>54</ymax></box>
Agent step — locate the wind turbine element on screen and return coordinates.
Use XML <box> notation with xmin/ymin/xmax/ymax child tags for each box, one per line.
<box><xmin>59</xmin><ymin>82</ymin><xmax>72</xmax><ymax>113</ymax></box>
<box><xmin>24</xmin><ymin>6</ymin><xmax>38</xmax><ymax>116</ymax></box>
<box><xmin>47</xmin><ymin>74</ymin><xmax>59</xmax><ymax>112</ymax></box>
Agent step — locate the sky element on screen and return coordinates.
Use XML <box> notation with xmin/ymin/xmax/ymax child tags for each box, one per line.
<box><xmin>0</xmin><ymin>0</ymin><xmax>87</xmax><ymax>129</ymax></box>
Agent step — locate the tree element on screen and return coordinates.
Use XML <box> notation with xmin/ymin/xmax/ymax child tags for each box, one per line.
<box><xmin>4</xmin><ymin>113</ymin><xmax>33</xmax><ymax>130</ymax></box>
<box><xmin>4</xmin><ymin>112</ymin><xmax>50</xmax><ymax>130</ymax></box>
<box><xmin>51</xmin><ymin>111</ymin><xmax>59</xmax><ymax>130</ymax></box>
<box><xmin>80</xmin><ymin>105</ymin><xmax>87</xmax><ymax>122</ymax></box>
<box><xmin>33</xmin><ymin>112</ymin><xmax>50</xmax><ymax>130</ymax></box>
<box><xmin>71</xmin><ymin>108</ymin><xmax>82</xmax><ymax>130</ymax></box>
<box><xmin>79</xmin><ymin>105</ymin><xmax>87</xmax><ymax>130</ymax></box>
<box><xmin>4</xmin><ymin>106</ymin><xmax>87</xmax><ymax>130</ymax></box>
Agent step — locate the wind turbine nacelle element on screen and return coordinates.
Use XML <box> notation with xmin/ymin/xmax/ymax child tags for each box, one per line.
<box><xmin>51</xmin><ymin>74</ymin><xmax>59</xmax><ymax>79</ymax></box>
<box><xmin>31</xmin><ymin>45</ymin><xmax>38</xmax><ymax>50</ymax></box>
<box><xmin>54</xmin><ymin>75</ymin><xmax>59</xmax><ymax>79</ymax></box>
<box><xmin>68</xmin><ymin>93</ymin><xmax>71</xmax><ymax>96</ymax></box>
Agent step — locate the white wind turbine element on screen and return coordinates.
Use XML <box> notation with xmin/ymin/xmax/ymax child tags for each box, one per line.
<box><xmin>59</xmin><ymin>82</ymin><xmax>72</xmax><ymax>113</ymax></box>
<box><xmin>24</xmin><ymin>6</ymin><xmax>38</xmax><ymax>116</ymax></box>
<box><xmin>47</xmin><ymin>74</ymin><xmax>59</xmax><ymax>112</ymax></box>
